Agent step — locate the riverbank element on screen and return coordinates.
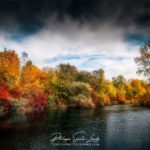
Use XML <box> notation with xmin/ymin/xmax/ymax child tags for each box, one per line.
<box><xmin>1</xmin><ymin>97</ymin><xmax>149</xmax><ymax>120</ymax></box>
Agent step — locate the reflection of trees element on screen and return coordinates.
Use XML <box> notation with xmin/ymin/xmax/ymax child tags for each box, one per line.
<box><xmin>47</xmin><ymin>108</ymin><xmax>108</xmax><ymax>149</ymax></box>
<box><xmin>0</xmin><ymin>108</ymin><xmax>108</xmax><ymax>150</ymax></box>
<box><xmin>91</xmin><ymin>108</ymin><xmax>107</xmax><ymax>150</ymax></box>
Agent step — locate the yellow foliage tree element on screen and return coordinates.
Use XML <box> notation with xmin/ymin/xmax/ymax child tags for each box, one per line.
<box><xmin>20</xmin><ymin>61</ymin><xmax>48</xmax><ymax>96</ymax></box>
<box><xmin>0</xmin><ymin>50</ymin><xmax>20</xmax><ymax>88</ymax></box>
<box><xmin>130</xmin><ymin>79</ymin><xmax>146</xmax><ymax>100</ymax></box>
<box><xmin>105</xmin><ymin>81</ymin><xmax>117</xmax><ymax>97</ymax></box>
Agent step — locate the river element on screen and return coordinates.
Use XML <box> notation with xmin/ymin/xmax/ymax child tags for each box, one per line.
<box><xmin>0</xmin><ymin>105</ymin><xmax>150</xmax><ymax>150</ymax></box>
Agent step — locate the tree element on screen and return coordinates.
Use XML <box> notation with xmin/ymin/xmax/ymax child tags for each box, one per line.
<box><xmin>22</xmin><ymin>51</ymin><xmax>28</xmax><ymax>66</ymax></box>
<box><xmin>116</xmin><ymin>88</ymin><xmax>126</xmax><ymax>104</ymax></box>
<box><xmin>130</xmin><ymin>79</ymin><xmax>146</xmax><ymax>98</ymax></box>
<box><xmin>125</xmin><ymin>82</ymin><xmax>133</xmax><ymax>100</ymax></box>
<box><xmin>56</xmin><ymin>63</ymin><xmax>77</xmax><ymax>81</ymax></box>
<box><xmin>43</xmin><ymin>67</ymin><xmax>57</xmax><ymax>84</ymax></box>
<box><xmin>93</xmin><ymin>69</ymin><xmax>105</xmax><ymax>92</ymax></box>
<box><xmin>105</xmin><ymin>81</ymin><xmax>117</xmax><ymax>98</ymax></box>
<box><xmin>112</xmin><ymin>75</ymin><xmax>126</xmax><ymax>103</ymax></box>
<box><xmin>0</xmin><ymin>50</ymin><xmax>20</xmax><ymax>88</ymax></box>
<box><xmin>135</xmin><ymin>41</ymin><xmax>150</xmax><ymax>80</ymax></box>
<box><xmin>20</xmin><ymin>60</ymin><xmax>48</xmax><ymax>96</ymax></box>
<box><xmin>76</xmin><ymin>71</ymin><xmax>92</xmax><ymax>83</ymax></box>
<box><xmin>112</xmin><ymin>75</ymin><xmax>126</xmax><ymax>88</ymax></box>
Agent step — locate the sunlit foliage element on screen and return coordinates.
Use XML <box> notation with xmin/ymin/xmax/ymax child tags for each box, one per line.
<box><xmin>0</xmin><ymin>49</ymin><xmax>150</xmax><ymax>112</ymax></box>
<box><xmin>0</xmin><ymin>50</ymin><xmax>20</xmax><ymax>88</ymax></box>
<box><xmin>20</xmin><ymin>60</ymin><xmax>48</xmax><ymax>96</ymax></box>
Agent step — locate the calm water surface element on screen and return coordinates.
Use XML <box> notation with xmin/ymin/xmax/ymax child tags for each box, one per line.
<box><xmin>0</xmin><ymin>105</ymin><xmax>150</xmax><ymax>150</ymax></box>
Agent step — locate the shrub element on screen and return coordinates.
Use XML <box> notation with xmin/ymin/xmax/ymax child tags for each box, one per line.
<box><xmin>47</xmin><ymin>80</ymin><xmax>95</xmax><ymax>108</ymax></box>
<box><xmin>0</xmin><ymin>86</ymin><xmax>9</xmax><ymax>101</ymax></box>
<box><xmin>11</xmin><ymin>98</ymin><xmax>32</xmax><ymax>114</ymax></box>
<box><xmin>72</xmin><ymin>94</ymin><xmax>95</xmax><ymax>108</ymax></box>
<box><xmin>99</xmin><ymin>93</ymin><xmax>110</xmax><ymax>105</ymax></box>
<box><xmin>31</xmin><ymin>89</ymin><xmax>48</xmax><ymax>112</ymax></box>
<box><xmin>139</xmin><ymin>92</ymin><xmax>150</xmax><ymax>107</ymax></box>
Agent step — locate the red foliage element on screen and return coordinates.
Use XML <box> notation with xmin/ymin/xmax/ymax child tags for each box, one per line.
<box><xmin>9</xmin><ymin>87</ymin><xmax>21</xmax><ymax>98</ymax></box>
<box><xmin>0</xmin><ymin>86</ymin><xmax>10</xmax><ymax>113</ymax></box>
<box><xmin>0</xmin><ymin>86</ymin><xmax>9</xmax><ymax>101</ymax></box>
<box><xmin>91</xmin><ymin>91</ymin><xmax>100</xmax><ymax>105</ymax></box>
<box><xmin>116</xmin><ymin>94</ymin><xmax>126</xmax><ymax>104</ymax></box>
<box><xmin>31</xmin><ymin>90</ymin><xmax>48</xmax><ymax>112</ymax></box>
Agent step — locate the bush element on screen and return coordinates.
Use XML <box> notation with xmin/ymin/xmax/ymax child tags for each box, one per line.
<box><xmin>47</xmin><ymin>80</ymin><xmax>95</xmax><ymax>108</ymax></box>
<box><xmin>11</xmin><ymin>98</ymin><xmax>32</xmax><ymax>114</ymax></box>
<box><xmin>0</xmin><ymin>86</ymin><xmax>9</xmax><ymax>101</ymax></box>
<box><xmin>99</xmin><ymin>93</ymin><xmax>110</xmax><ymax>105</ymax></box>
<box><xmin>139</xmin><ymin>92</ymin><xmax>150</xmax><ymax>107</ymax></box>
<box><xmin>30</xmin><ymin>89</ymin><xmax>48</xmax><ymax>112</ymax></box>
<box><xmin>72</xmin><ymin>94</ymin><xmax>95</xmax><ymax>108</ymax></box>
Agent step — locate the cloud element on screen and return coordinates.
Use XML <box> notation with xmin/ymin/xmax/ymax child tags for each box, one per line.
<box><xmin>0</xmin><ymin>16</ymin><xmax>143</xmax><ymax>79</ymax></box>
<box><xmin>0</xmin><ymin>0</ymin><xmax>149</xmax><ymax>80</ymax></box>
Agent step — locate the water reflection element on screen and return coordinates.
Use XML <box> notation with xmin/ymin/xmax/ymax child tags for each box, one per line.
<box><xmin>0</xmin><ymin>106</ymin><xmax>150</xmax><ymax>150</ymax></box>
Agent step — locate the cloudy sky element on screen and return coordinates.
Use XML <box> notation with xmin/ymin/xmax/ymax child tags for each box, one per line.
<box><xmin>0</xmin><ymin>0</ymin><xmax>150</xmax><ymax>79</ymax></box>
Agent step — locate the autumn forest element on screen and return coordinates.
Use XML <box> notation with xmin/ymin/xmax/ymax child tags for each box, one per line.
<box><xmin>0</xmin><ymin>42</ymin><xmax>150</xmax><ymax>116</ymax></box>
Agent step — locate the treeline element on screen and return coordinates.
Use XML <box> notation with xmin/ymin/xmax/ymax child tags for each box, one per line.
<box><xmin>0</xmin><ymin>50</ymin><xmax>150</xmax><ymax>113</ymax></box>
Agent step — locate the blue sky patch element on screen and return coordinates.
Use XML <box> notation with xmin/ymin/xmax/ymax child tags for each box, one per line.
<box><xmin>124</xmin><ymin>33</ymin><xmax>148</xmax><ymax>45</ymax></box>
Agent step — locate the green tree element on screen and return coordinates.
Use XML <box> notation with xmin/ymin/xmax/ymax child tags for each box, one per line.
<box><xmin>93</xmin><ymin>69</ymin><xmax>105</xmax><ymax>93</ymax></box>
<box><xmin>56</xmin><ymin>63</ymin><xmax>77</xmax><ymax>81</ymax></box>
<box><xmin>112</xmin><ymin>75</ymin><xmax>126</xmax><ymax>88</ymax></box>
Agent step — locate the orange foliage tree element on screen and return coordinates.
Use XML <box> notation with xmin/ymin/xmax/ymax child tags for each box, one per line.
<box><xmin>130</xmin><ymin>79</ymin><xmax>146</xmax><ymax>100</ymax></box>
<box><xmin>20</xmin><ymin>60</ymin><xmax>48</xmax><ymax>108</ymax></box>
<box><xmin>20</xmin><ymin>60</ymin><xmax>48</xmax><ymax>94</ymax></box>
<box><xmin>0</xmin><ymin>50</ymin><xmax>20</xmax><ymax>89</ymax></box>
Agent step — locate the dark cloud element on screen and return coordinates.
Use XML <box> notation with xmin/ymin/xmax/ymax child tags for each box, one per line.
<box><xmin>0</xmin><ymin>0</ymin><xmax>149</xmax><ymax>42</ymax></box>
